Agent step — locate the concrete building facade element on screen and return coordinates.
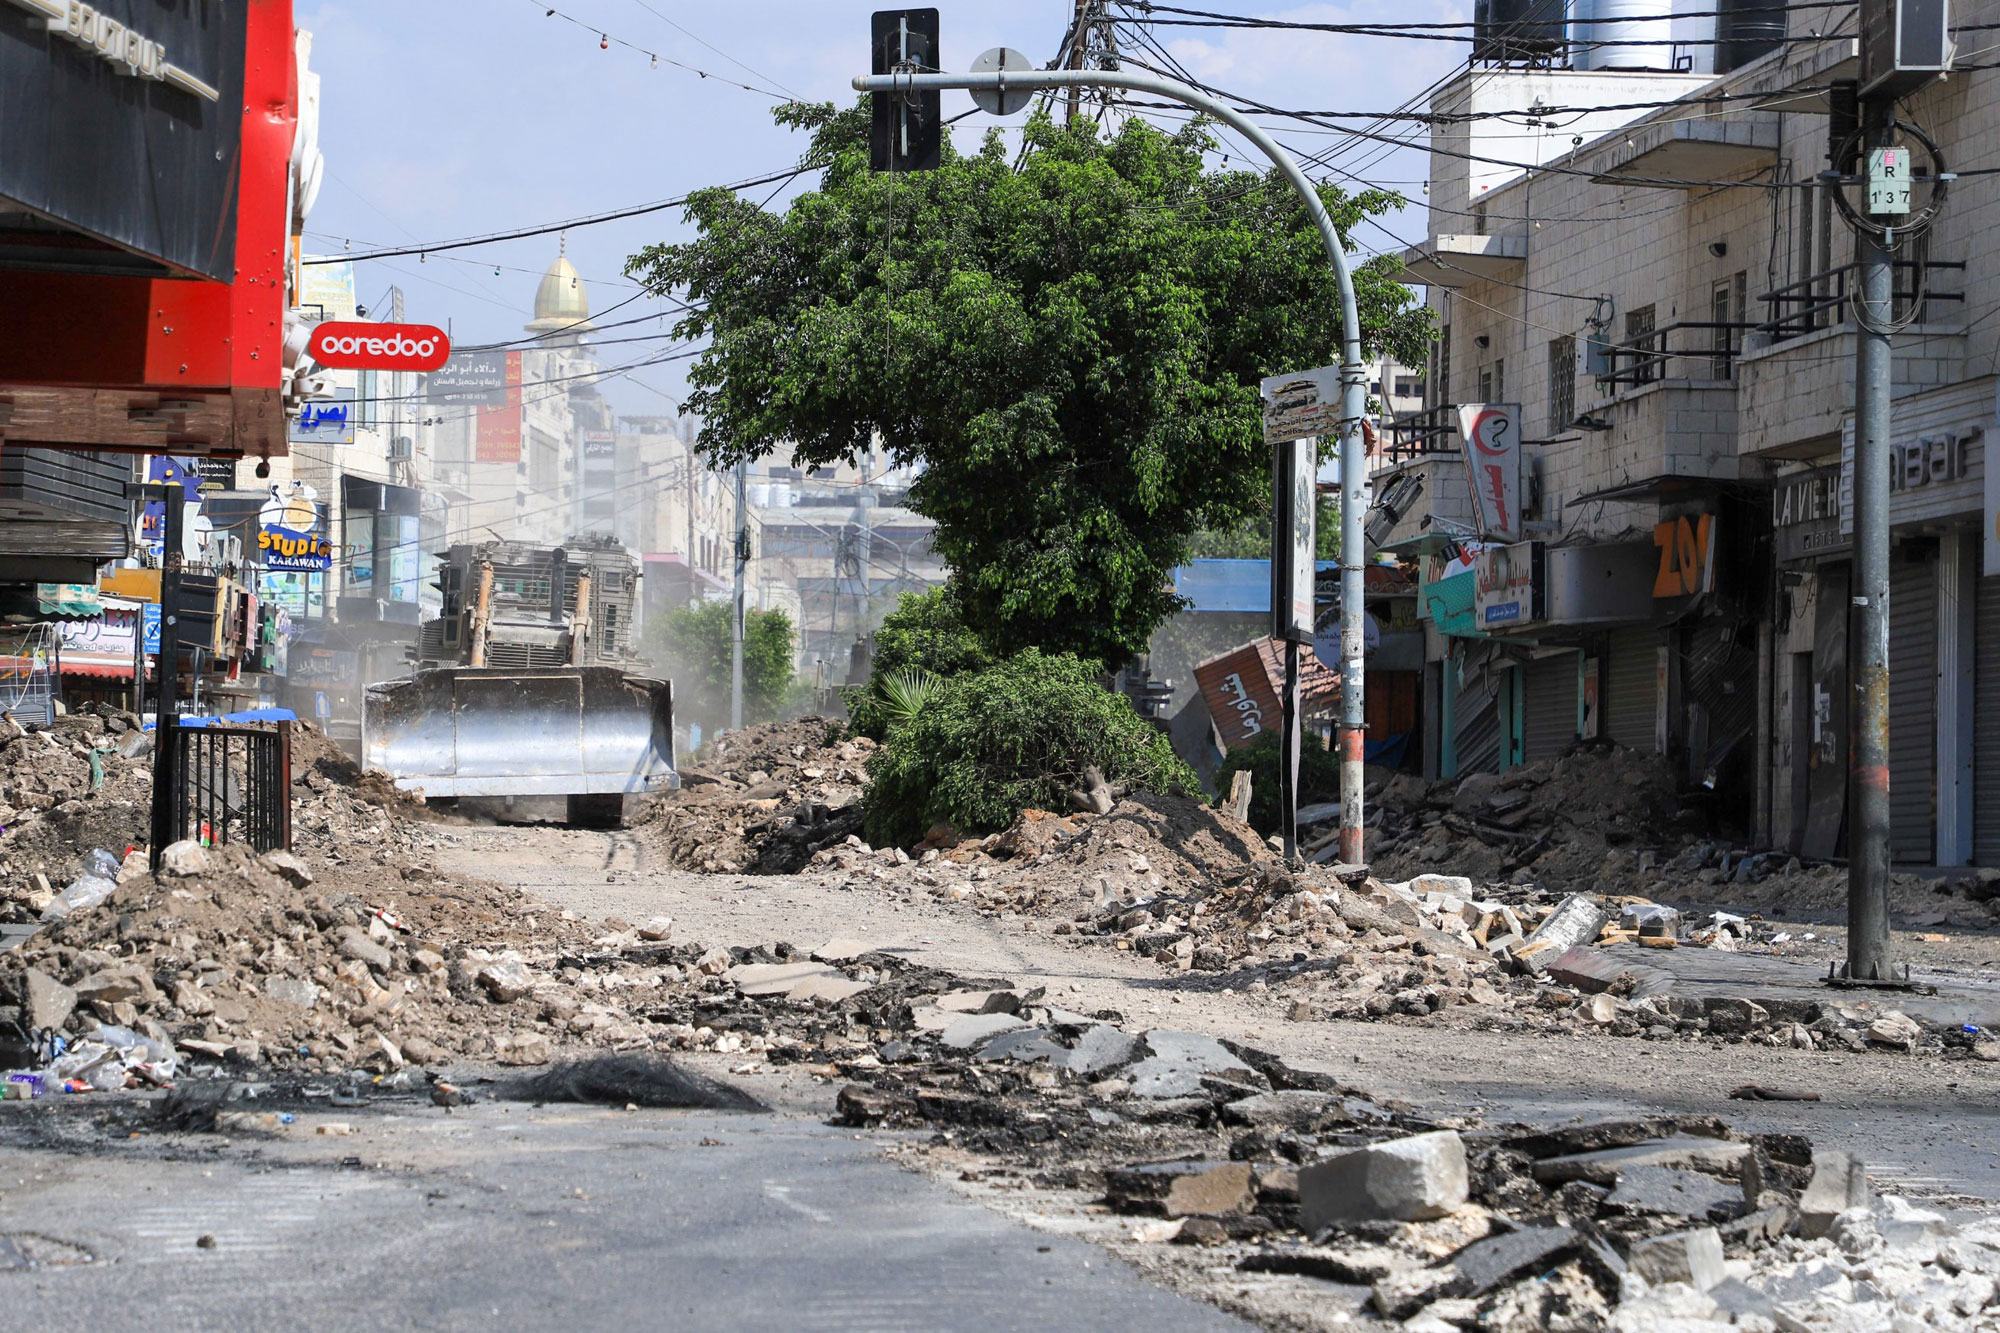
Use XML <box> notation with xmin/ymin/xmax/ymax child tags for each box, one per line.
<box><xmin>1380</xmin><ymin>4</ymin><xmax>2000</xmax><ymax>867</ymax></box>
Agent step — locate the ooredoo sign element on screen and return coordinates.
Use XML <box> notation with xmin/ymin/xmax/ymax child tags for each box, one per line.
<box><xmin>307</xmin><ymin>321</ymin><xmax>451</xmax><ymax>372</ymax></box>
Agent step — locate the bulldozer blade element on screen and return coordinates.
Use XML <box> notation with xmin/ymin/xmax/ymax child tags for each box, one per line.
<box><xmin>361</xmin><ymin>667</ymin><xmax>676</xmax><ymax>799</ymax></box>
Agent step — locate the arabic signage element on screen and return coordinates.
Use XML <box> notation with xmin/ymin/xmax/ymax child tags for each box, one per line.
<box><xmin>192</xmin><ymin>457</ymin><xmax>237</xmax><ymax>492</ymax></box>
<box><xmin>308</xmin><ymin>321</ymin><xmax>451</xmax><ymax>372</ymax></box>
<box><xmin>1473</xmin><ymin>540</ymin><xmax>1541</xmax><ymax>631</ymax></box>
<box><xmin>474</xmin><ymin>351</ymin><xmax>525</xmax><ymax>463</ymax></box>
<box><xmin>298</xmin><ymin>259</ymin><xmax>358</xmax><ymax>323</ymax></box>
<box><xmin>56</xmin><ymin>612</ymin><xmax>136</xmax><ymax>661</ymax></box>
<box><xmin>288</xmin><ymin>389</ymin><xmax>356</xmax><ymax>445</ymax></box>
<box><xmin>1773</xmin><ymin>464</ymin><xmax>1844</xmax><ymax>562</ymax></box>
<box><xmin>1458</xmin><ymin>403</ymin><xmax>1522</xmax><ymax>542</ymax></box>
<box><xmin>1260</xmin><ymin>365</ymin><xmax>1341</xmax><ymax>446</ymax></box>
<box><xmin>257</xmin><ymin>483</ymin><xmax>332</xmax><ymax>572</ymax></box>
<box><xmin>142</xmin><ymin>603</ymin><xmax>160</xmax><ymax>654</ymax></box>
<box><xmin>1270</xmin><ymin>438</ymin><xmax>1317</xmax><ymax>643</ymax></box>
<box><xmin>428</xmin><ymin>350</ymin><xmax>509</xmax><ymax>406</ymax></box>
<box><xmin>1194</xmin><ymin>643</ymin><xmax>1280</xmax><ymax>749</ymax></box>
<box><xmin>0</xmin><ymin>0</ymin><xmax>245</xmax><ymax>278</ymax></box>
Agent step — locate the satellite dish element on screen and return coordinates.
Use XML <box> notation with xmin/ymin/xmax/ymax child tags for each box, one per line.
<box><xmin>970</xmin><ymin>47</ymin><xmax>1034</xmax><ymax>116</ymax></box>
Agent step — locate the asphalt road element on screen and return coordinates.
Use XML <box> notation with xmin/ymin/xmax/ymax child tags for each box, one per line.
<box><xmin>0</xmin><ymin>1099</ymin><xmax>1248</xmax><ymax>1332</ymax></box>
<box><xmin>440</xmin><ymin>823</ymin><xmax>2000</xmax><ymax>1206</ymax></box>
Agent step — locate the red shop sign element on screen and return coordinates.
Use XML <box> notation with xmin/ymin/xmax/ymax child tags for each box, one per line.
<box><xmin>308</xmin><ymin>321</ymin><xmax>451</xmax><ymax>371</ymax></box>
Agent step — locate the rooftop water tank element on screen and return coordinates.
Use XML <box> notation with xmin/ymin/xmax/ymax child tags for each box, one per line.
<box><xmin>1572</xmin><ymin>0</ymin><xmax>1674</xmax><ymax>71</ymax></box>
<box><xmin>1715</xmin><ymin>0</ymin><xmax>1785</xmax><ymax>72</ymax></box>
<box><xmin>1473</xmin><ymin>0</ymin><xmax>1567</xmax><ymax>63</ymax></box>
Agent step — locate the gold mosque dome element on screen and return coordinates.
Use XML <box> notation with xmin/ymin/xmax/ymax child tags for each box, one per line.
<box><xmin>526</xmin><ymin>238</ymin><xmax>591</xmax><ymax>334</ymax></box>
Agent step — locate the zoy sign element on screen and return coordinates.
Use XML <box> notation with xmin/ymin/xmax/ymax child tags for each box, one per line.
<box><xmin>1458</xmin><ymin>403</ymin><xmax>1522</xmax><ymax>542</ymax></box>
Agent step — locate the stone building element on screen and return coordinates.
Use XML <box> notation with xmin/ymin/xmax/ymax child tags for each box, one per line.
<box><xmin>1378</xmin><ymin>2</ymin><xmax>2000</xmax><ymax>867</ymax></box>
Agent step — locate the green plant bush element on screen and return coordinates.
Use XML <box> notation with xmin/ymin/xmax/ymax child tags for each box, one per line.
<box><xmin>1213</xmin><ymin>732</ymin><xmax>1341</xmax><ymax>835</ymax></box>
<box><xmin>846</xmin><ymin>588</ymin><xmax>994</xmax><ymax>739</ymax></box>
<box><xmin>863</xmin><ymin>649</ymin><xmax>1198</xmax><ymax>846</ymax></box>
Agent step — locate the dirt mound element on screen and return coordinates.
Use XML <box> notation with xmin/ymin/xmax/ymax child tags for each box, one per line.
<box><xmin>638</xmin><ymin>717</ymin><xmax>876</xmax><ymax>874</ymax></box>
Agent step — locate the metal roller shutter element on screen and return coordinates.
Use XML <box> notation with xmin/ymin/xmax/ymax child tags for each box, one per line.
<box><xmin>1889</xmin><ymin>552</ymin><xmax>1939</xmax><ymax>865</ymax></box>
<box><xmin>1523</xmin><ymin>652</ymin><xmax>1577</xmax><ymax>762</ymax></box>
<box><xmin>1453</xmin><ymin>651</ymin><xmax>1502</xmax><ymax>777</ymax></box>
<box><xmin>1603</xmin><ymin>628</ymin><xmax>1657</xmax><ymax>752</ymax></box>
<box><xmin>1976</xmin><ymin>578</ymin><xmax>2000</xmax><ymax>865</ymax></box>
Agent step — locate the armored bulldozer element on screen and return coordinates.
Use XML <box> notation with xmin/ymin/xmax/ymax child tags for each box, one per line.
<box><xmin>360</xmin><ymin>536</ymin><xmax>675</xmax><ymax>827</ymax></box>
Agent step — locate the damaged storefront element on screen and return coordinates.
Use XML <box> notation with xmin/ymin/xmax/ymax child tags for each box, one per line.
<box><xmin>1771</xmin><ymin>376</ymin><xmax>1998</xmax><ymax>868</ymax></box>
<box><xmin>1421</xmin><ymin>497</ymin><xmax>1765</xmax><ymax>826</ymax></box>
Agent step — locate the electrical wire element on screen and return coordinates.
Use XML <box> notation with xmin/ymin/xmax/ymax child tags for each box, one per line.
<box><xmin>528</xmin><ymin>0</ymin><xmax>795</xmax><ymax>101</ymax></box>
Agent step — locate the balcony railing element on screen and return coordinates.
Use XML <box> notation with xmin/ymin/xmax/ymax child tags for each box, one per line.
<box><xmin>1597</xmin><ymin>321</ymin><xmax>1753</xmax><ymax>389</ymax></box>
<box><xmin>1760</xmin><ymin>258</ymin><xmax>1965</xmax><ymax>343</ymax></box>
<box><xmin>1380</xmin><ymin>402</ymin><xmax>1462</xmax><ymax>462</ymax></box>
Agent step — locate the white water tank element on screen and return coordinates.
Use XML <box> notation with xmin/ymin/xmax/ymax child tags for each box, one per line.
<box><xmin>1571</xmin><ymin>0</ymin><xmax>1673</xmax><ymax>71</ymax></box>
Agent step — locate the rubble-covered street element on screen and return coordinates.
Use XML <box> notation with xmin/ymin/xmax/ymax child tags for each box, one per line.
<box><xmin>10</xmin><ymin>713</ymin><xmax>2000</xmax><ymax>1328</ymax></box>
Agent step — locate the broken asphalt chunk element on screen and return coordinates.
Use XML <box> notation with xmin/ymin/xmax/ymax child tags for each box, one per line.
<box><xmin>1104</xmin><ymin>1160</ymin><xmax>1254</xmax><ymax>1218</ymax></box>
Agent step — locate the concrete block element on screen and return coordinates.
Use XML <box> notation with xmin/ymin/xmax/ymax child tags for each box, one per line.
<box><xmin>20</xmin><ymin>969</ymin><xmax>75</xmax><ymax>1032</ymax></box>
<box><xmin>1628</xmin><ymin>1227</ymin><xmax>1726</xmax><ymax>1292</ymax></box>
<box><xmin>1533</xmin><ymin>1136</ymin><xmax>1749</xmax><ymax>1186</ymax></box>
<box><xmin>1299</xmin><ymin>1130</ymin><xmax>1469</xmax><ymax>1229</ymax></box>
<box><xmin>1798</xmin><ymin>1150</ymin><xmax>1869</xmax><ymax>1239</ymax></box>
<box><xmin>1104</xmin><ymin>1160</ymin><xmax>1254</xmax><ymax>1218</ymax></box>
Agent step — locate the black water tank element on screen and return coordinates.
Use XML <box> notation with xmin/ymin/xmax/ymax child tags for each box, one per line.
<box><xmin>1473</xmin><ymin>0</ymin><xmax>1568</xmax><ymax>62</ymax></box>
<box><xmin>1715</xmin><ymin>0</ymin><xmax>1785</xmax><ymax>72</ymax></box>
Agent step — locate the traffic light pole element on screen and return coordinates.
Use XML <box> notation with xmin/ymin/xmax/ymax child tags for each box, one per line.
<box><xmin>854</xmin><ymin>64</ymin><xmax>1372</xmax><ymax>864</ymax></box>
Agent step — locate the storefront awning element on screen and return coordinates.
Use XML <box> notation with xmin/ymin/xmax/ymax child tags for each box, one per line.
<box><xmin>59</xmin><ymin>657</ymin><xmax>134</xmax><ymax>680</ymax></box>
<box><xmin>36</xmin><ymin>583</ymin><xmax>102</xmax><ymax>617</ymax></box>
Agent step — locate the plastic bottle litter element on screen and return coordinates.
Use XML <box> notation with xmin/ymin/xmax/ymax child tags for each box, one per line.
<box><xmin>40</xmin><ymin>848</ymin><xmax>122</xmax><ymax>921</ymax></box>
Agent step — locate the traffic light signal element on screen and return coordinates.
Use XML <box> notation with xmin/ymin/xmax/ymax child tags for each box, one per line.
<box><xmin>870</xmin><ymin>9</ymin><xmax>940</xmax><ymax>172</ymax></box>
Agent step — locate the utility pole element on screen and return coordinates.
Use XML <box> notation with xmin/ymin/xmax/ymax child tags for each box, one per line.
<box><xmin>147</xmin><ymin>485</ymin><xmax>183</xmax><ymax>868</ymax></box>
<box><xmin>855</xmin><ymin>52</ymin><xmax>1372</xmax><ymax>863</ymax></box>
<box><xmin>1065</xmin><ymin>0</ymin><xmax>1086</xmax><ymax>126</ymax></box>
<box><xmin>730</xmin><ymin>457</ymin><xmax>748</xmax><ymax>731</ymax></box>
<box><xmin>1838</xmin><ymin>0</ymin><xmax>1951</xmax><ymax>981</ymax></box>
<box><xmin>1844</xmin><ymin>97</ymin><xmax>1896</xmax><ymax>983</ymax></box>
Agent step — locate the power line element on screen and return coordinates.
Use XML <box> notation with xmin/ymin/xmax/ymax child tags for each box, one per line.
<box><xmin>302</xmin><ymin>165</ymin><xmax>809</xmax><ymax>265</ymax></box>
<box><xmin>527</xmin><ymin>0</ymin><xmax>795</xmax><ymax>101</ymax></box>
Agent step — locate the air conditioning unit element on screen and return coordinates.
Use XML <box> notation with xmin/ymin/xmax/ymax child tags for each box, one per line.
<box><xmin>389</xmin><ymin>436</ymin><xmax>414</xmax><ymax>462</ymax></box>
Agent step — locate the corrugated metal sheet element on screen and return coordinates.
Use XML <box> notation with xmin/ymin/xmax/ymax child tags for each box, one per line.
<box><xmin>1890</xmin><ymin>553</ymin><xmax>1939</xmax><ymax>865</ymax></box>
<box><xmin>1603</xmin><ymin>627</ymin><xmax>1658</xmax><ymax>751</ymax></box>
<box><xmin>1523</xmin><ymin>652</ymin><xmax>1577</xmax><ymax>762</ymax></box>
<box><xmin>1978</xmin><ymin>578</ymin><xmax>2000</xmax><ymax>866</ymax></box>
<box><xmin>1452</xmin><ymin>648</ymin><xmax>1502</xmax><ymax>776</ymax></box>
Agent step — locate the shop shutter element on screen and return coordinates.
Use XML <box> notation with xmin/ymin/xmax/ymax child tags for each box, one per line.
<box><xmin>1522</xmin><ymin>651</ymin><xmax>1577</xmax><ymax>762</ymax></box>
<box><xmin>1603</xmin><ymin>627</ymin><xmax>1658</xmax><ymax>751</ymax></box>
<box><xmin>1889</xmin><ymin>552</ymin><xmax>1939</xmax><ymax>865</ymax></box>
<box><xmin>1976</xmin><ymin>577</ymin><xmax>2000</xmax><ymax>865</ymax></box>
<box><xmin>1452</xmin><ymin>650</ymin><xmax>1502</xmax><ymax>777</ymax></box>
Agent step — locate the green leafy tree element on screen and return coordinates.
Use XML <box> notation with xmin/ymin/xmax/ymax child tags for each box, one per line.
<box><xmin>628</xmin><ymin>103</ymin><xmax>1429</xmax><ymax>666</ymax></box>
<box><xmin>1187</xmin><ymin>495</ymin><xmax>1342</xmax><ymax>560</ymax></box>
<box><xmin>644</xmin><ymin>599</ymin><xmax>796</xmax><ymax>733</ymax></box>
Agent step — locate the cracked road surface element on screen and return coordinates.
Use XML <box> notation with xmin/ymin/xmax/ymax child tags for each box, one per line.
<box><xmin>449</xmin><ymin>823</ymin><xmax>2000</xmax><ymax>1206</ymax></box>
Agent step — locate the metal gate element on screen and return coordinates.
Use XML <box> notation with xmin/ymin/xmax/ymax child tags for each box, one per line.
<box><xmin>1522</xmin><ymin>652</ymin><xmax>1577</xmax><ymax>762</ymax></box>
<box><xmin>1889</xmin><ymin>552</ymin><xmax>1939</xmax><ymax>865</ymax></box>
<box><xmin>1452</xmin><ymin>647</ymin><xmax>1502</xmax><ymax>777</ymax></box>
<box><xmin>1975</xmin><ymin>577</ymin><xmax>2000</xmax><ymax>865</ymax></box>
<box><xmin>1602</xmin><ymin>627</ymin><xmax>1657</xmax><ymax>751</ymax></box>
<box><xmin>156</xmin><ymin>720</ymin><xmax>293</xmax><ymax>857</ymax></box>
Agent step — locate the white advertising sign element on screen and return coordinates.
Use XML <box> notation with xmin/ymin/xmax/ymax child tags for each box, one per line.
<box><xmin>1261</xmin><ymin>365</ymin><xmax>1341</xmax><ymax>447</ymax></box>
<box><xmin>1458</xmin><ymin>403</ymin><xmax>1523</xmax><ymax>542</ymax></box>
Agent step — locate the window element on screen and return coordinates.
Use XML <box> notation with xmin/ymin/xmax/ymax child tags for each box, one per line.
<box><xmin>1625</xmin><ymin>304</ymin><xmax>1658</xmax><ymax>384</ymax></box>
<box><xmin>1548</xmin><ymin>335</ymin><xmax>1575</xmax><ymax>431</ymax></box>
<box><xmin>1477</xmin><ymin>366</ymin><xmax>1493</xmax><ymax>402</ymax></box>
<box><xmin>1493</xmin><ymin>358</ymin><xmax>1505</xmax><ymax>403</ymax></box>
<box><xmin>1394</xmin><ymin>376</ymin><xmax>1423</xmax><ymax>399</ymax></box>
<box><xmin>1709</xmin><ymin>273</ymin><xmax>1745</xmax><ymax>379</ymax></box>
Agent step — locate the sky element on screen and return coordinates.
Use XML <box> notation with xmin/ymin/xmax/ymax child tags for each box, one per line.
<box><xmin>291</xmin><ymin>1</ymin><xmax>1475</xmax><ymax>419</ymax></box>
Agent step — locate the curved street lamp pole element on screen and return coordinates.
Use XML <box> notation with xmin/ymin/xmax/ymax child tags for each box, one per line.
<box><xmin>852</xmin><ymin>64</ymin><xmax>1371</xmax><ymax>863</ymax></box>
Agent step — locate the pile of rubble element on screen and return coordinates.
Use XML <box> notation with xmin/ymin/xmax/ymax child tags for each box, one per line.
<box><xmin>1365</xmin><ymin>746</ymin><xmax>1696</xmax><ymax>893</ymax></box>
<box><xmin>0</xmin><ymin>838</ymin><xmax>674</xmax><ymax>1081</ymax></box>
<box><xmin>639</xmin><ymin>717</ymin><xmax>875</xmax><ymax>873</ymax></box>
<box><xmin>0</xmin><ymin>705</ymin><xmax>153</xmax><ymax>901</ymax></box>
